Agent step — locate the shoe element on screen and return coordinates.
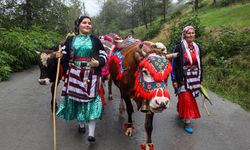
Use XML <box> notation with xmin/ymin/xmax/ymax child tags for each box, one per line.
<box><xmin>78</xmin><ymin>125</ymin><xmax>86</xmax><ymax>134</ymax></box>
<box><xmin>184</xmin><ymin>123</ymin><xmax>193</xmax><ymax>134</ymax></box>
<box><xmin>88</xmin><ymin>136</ymin><xmax>96</xmax><ymax>142</ymax></box>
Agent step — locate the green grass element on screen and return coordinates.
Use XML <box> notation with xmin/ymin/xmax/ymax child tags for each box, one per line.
<box><xmin>204</xmin><ymin>66</ymin><xmax>250</xmax><ymax>111</ymax></box>
<box><xmin>199</xmin><ymin>3</ymin><xmax>250</xmax><ymax>27</ymax></box>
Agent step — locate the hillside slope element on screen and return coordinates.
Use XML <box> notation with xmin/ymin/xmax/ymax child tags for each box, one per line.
<box><xmin>152</xmin><ymin>2</ymin><xmax>250</xmax><ymax>111</ymax></box>
<box><xmin>199</xmin><ymin>3</ymin><xmax>250</xmax><ymax>27</ymax></box>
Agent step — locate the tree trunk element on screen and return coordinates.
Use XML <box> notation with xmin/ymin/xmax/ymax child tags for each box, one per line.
<box><xmin>163</xmin><ymin>0</ymin><xmax>166</xmax><ymax>21</ymax></box>
<box><xmin>141</xmin><ymin>0</ymin><xmax>147</xmax><ymax>29</ymax></box>
<box><xmin>194</xmin><ymin>0</ymin><xmax>198</xmax><ymax>11</ymax></box>
<box><xmin>25</xmin><ymin>0</ymin><xmax>33</xmax><ymax>27</ymax></box>
<box><xmin>213</xmin><ymin>0</ymin><xmax>217</xmax><ymax>5</ymax></box>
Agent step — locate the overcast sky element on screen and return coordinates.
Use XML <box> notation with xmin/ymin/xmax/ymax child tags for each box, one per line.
<box><xmin>83</xmin><ymin>0</ymin><xmax>178</xmax><ymax>17</ymax></box>
<box><xmin>83</xmin><ymin>0</ymin><xmax>102</xmax><ymax>17</ymax></box>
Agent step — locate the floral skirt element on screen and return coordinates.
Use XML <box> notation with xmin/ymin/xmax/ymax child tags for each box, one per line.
<box><xmin>56</xmin><ymin>95</ymin><xmax>103</xmax><ymax>122</ymax></box>
<box><xmin>177</xmin><ymin>90</ymin><xmax>201</xmax><ymax>119</ymax></box>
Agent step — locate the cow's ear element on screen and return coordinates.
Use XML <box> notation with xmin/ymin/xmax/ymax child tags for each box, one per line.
<box><xmin>151</xmin><ymin>44</ymin><xmax>157</xmax><ymax>49</ymax></box>
<box><xmin>134</xmin><ymin>51</ymin><xmax>143</xmax><ymax>63</ymax></box>
<box><xmin>35</xmin><ymin>51</ymin><xmax>41</xmax><ymax>55</ymax></box>
<box><xmin>137</xmin><ymin>43</ymin><xmax>146</xmax><ymax>57</ymax></box>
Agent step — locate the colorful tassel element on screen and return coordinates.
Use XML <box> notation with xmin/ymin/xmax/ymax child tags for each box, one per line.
<box><xmin>99</xmin><ymin>84</ymin><xmax>106</xmax><ymax>106</ymax></box>
<box><xmin>124</xmin><ymin>122</ymin><xmax>135</xmax><ymax>129</ymax></box>
<box><xmin>140</xmin><ymin>143</ymin><xmax>154</xmax><ymax>150</ymax></box>
<box><xmin>140</xmin><ymin>144</ymin><xmax>146</xmax><ymax>150</ymax></box>
<box><xmin>109</xmin><ymin>55</ymin><xmax>124</xmax><ymax>80</ymax></box>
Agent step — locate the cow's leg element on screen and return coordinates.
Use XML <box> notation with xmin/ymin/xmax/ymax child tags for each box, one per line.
<box><xmin>123</xmin><ymin>96</ymin><xmax>134</xmax><ymax>136</ymax></box>
<box><xmin>140</xmin><ymin>112</ymin><xmax>155</xmax><ymax>150</ymax></box>
<box><xmin>108</xmin><ymin>76</ymin><xmax>113</xmax><ymax>100</ymax></box>
<box><xmin>119</xmin><ymin>98</ymin><xmax>126</xmax><ymax>116</ymax></box>
<box><xmin>50</xmin><ymin>82</ymin><xmax>58</xmax><ymax>112</ymax></box>
<box><xmin>145</xmin><ymin>112</ymin><xmax>154</xmax><ymax>143</ymax></box>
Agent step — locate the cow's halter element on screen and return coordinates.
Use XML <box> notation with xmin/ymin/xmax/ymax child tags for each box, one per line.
<box><xmin>134</xmin><ymin>54</ymin><xmax>171</xmax><ymax>100</ymax></box>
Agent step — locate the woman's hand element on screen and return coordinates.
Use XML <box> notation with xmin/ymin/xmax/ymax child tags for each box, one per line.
<box><xmin>90</xmin><ymin>58</ymin><xmax>99</xmax><ymax>67</ymax></box>
<box><xmin>173</xmin><ymin>82</ymin><xmax>179</xmax><ymax>89</ymax></box>
<box><xmin>54</xmin><ymin>51</ymin><xmax>63</xmax><ymax>59</ymax></box>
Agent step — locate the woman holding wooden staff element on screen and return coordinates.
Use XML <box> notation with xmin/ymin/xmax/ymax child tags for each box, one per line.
<box><xmin>55</xmin><ymin>15</ymin><xmax>107</xmax><ymax>142</ymax></box>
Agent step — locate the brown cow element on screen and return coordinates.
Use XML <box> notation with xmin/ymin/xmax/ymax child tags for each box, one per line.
<box><xmin>109</xmin><ymin>41</ymin><xmax>178</xmax><ymax>149</ymax></box>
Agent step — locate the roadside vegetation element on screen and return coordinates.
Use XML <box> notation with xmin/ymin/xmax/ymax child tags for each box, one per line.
<box><xmin>149</xmin><ymin>0</ymin><xmax>250</xmax><ymax>111</ymax></box>
<box><xmin>0</xmin><ymin>26</ymin><xmax>63</xmax><ymax>81</ymax></box>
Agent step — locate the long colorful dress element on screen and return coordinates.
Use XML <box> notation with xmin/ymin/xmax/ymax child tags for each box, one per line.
<box><xmin>172</xmin><ymin>42</ymin><xmax>202</xmax><ymax>119</ymax></box>
<box><xmin>56</xmin><ymin>34</ymin><xmax>103</xmax><ymax>122</ymax></box>
<box><xmin>177</xmin><ymin>43</ymin><xmax>201</xmax><ymax>119</ymax></box>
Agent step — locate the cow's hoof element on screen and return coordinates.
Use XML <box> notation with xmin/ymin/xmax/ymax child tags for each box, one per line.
<box><xmin>125</xmin><ymin>127</ymin><xmax>133</xmax><ymax>136</ymax></box>
<box><xmin>124</xmin><ymin>123</ymin><xmax>134</xmax><ymax>136</ymax></box>
<box><xmin>140</xmin><ymin>143</ymin><xmax>154</xmax><ymax>150</ymax></box>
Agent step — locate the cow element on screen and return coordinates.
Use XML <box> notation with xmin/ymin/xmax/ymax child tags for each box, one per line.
<box><xmin>99</xmin><ymin>33</ymin><xmax>125</xmax><ymax>100</ymax></box>
<box><xmin>36</xmin><ymin>41</ymin><xmax>66</xmax><ymax>112</ymax></box>
<box><xmin>100</xmin><ymin>33</ymin><xmax>141</xmax><ymax>100</ymax></box>
<box><xmin>109</xmin><ymin>40</ymin><xmax>178</xmax><ymax>150</ymax></box>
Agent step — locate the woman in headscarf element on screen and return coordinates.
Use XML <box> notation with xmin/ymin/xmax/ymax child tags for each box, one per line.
<box><xmin>171</xmin><ymin>25</ymin><xmax>203</xmax><ymax>134</ymax></box>
<box><xmin>55</xmin><ymin>16</ymin><xmax>107</xmax><ymax>142</ymax></box>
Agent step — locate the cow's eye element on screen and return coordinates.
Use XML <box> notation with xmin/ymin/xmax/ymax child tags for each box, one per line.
<box><xmin>142</xmin><ymin>70</ymin><xmax>148</xmax><ymax>75</ymax></box>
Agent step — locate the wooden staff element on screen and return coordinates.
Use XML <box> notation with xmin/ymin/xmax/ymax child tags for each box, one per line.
<box><xmin>202</xmin><ymin>94</ymin><xmax>210</xmax><ymax>116</ymax></box>
<box><xmin>52</xmin><ymin>45</ymin><xmax>62</xmax><ymax>150</ymax></box>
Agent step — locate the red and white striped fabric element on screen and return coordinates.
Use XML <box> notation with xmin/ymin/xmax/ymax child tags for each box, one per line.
<box><xmin>62</xmin><ymin>65</ymin><xmax>101</xmax><ymax>102</ymax></box>
<box><xmin>184</xmin><ymin>68</ymin><xmax>201</xmax><ymax>97</ymax></box>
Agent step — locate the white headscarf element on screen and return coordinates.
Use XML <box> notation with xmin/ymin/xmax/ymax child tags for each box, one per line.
<box><xmin>181</xmin><ymin>25</ymin><xmax>200</xmax><ymax>69</ymax></box>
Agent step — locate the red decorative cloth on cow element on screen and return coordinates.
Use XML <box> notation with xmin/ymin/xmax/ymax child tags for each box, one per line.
<box><xmin>134</xmin><ymin>55</ymin><xmax>172</xmax><ymax>101</ymax></box>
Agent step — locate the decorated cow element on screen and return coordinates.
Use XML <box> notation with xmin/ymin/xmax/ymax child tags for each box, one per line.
<box><xmin>99</xmin><ymin>33</ymin><xmax>126</xmax><ymax>100</ymax></box>
<box><xmin>109</xmin><ymin>40</ymin><xmax>178</xmax><ymax>150</ymax></box>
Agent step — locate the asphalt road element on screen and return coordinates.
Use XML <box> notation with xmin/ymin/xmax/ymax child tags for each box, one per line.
<box><xmin>0</xmin><ymin>66</ymin><xmax>249</xmax><ymax>150</ymax></box>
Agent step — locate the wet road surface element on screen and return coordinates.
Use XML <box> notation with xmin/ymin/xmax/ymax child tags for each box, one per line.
<box><xmin>0</xmin><ymin>66</ymin><xmax>249</xmax><ymax>150</ymax></box>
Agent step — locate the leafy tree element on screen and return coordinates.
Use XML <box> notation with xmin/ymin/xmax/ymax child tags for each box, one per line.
<box><xmin>0</xmin><ymin>0</ymin><xmax>82</xmax><ymax>34</ymax></box>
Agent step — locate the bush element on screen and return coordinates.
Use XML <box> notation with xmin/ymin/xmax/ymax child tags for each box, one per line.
<box><xmin>170</xmin><ymin>10</ymin><xmax>182</xmax><ymax>19</ymax></box>
<box><xmin>0</xmin><ymin>51</ymin><xmax>16</xmax><ymax>80</ymax></box>
<box><xmin>203</xmin><ymin>26</ymin><xmax>250</xmax><ymax>61</ymax></box>
<box><xmin>0</xmin><ymin>26</ymin><xmax>63</xmax><ymax>80</ymax></box>
<box><xmin>202</xmin><ymin>26</ymin><xmax>250</xmax><ymax>111</ymax></box>
<box><xmin>141</xmin><ymin>21</ymin><xmax>162</xmax><ymax>41</ymax></box>
<box><xmin>220</xmin><ymin>0</ymin><xmax>249</xmax><ymax>6</ymax></box>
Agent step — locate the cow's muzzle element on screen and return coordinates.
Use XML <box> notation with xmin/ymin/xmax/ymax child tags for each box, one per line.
<box><xmin>38</xmin><ymin>78</ymin><xmax>50</xmax><ymax>85</ymax></box>
<box><xmin>149</xmin><ymin>96</ymin><xmax>170</xmax><ymax>113</ymax></box>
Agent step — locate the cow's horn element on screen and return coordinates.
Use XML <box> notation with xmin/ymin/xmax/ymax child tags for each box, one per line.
<box><xmin>35</xmin><ymin>51</ymin><xmax>41</xmax><ymax>55</ymax></box>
